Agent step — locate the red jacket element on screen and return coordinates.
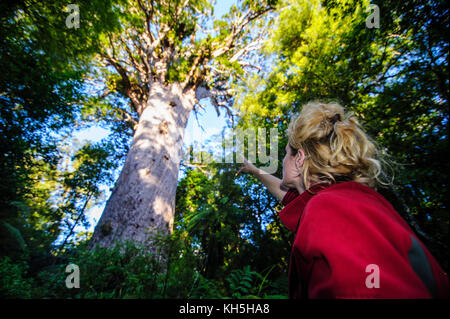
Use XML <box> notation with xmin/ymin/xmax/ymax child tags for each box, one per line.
<box><xmin>279</xmin><ymin>181</ymin><xmax>449</xmax><ymax>299</ymax></box>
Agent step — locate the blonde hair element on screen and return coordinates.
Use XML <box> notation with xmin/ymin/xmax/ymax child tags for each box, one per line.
<box><xmin>287</xmin><ymin>101</ymin><xmax>394</xmax><ymax>191</ymax></box>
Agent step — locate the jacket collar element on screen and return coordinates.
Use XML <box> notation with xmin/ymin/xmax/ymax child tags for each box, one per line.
<box><xmin>279</xmin><ymin>182</ymin><xmax>331</xmax><ymax>233</ymax></box>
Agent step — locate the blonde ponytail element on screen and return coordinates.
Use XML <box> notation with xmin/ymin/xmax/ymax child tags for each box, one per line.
<box><xmin>287</xmin><ymin>101</ymin><xmax>394</xmax><ymax>190</ymax></box>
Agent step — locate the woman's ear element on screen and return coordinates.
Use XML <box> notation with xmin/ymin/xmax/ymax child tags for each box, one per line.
<box><xmin>295</xmin><ymin>149</ymin><xmax>305</xmax><ymax>171</ymax></box>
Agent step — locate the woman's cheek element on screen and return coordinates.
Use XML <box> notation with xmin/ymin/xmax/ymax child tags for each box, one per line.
<box><xmin>282</xmin><ymin>166</ymin><xmax>292</xmax><ymax>185</ymax></box>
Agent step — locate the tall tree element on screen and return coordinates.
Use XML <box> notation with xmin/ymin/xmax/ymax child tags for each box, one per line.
<box><xmin>88</xmin><ymin>0</ymin><xmax>277</xmax><ymax>249</ymax></box>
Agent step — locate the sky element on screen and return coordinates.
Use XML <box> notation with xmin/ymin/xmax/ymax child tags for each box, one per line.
<box><xmin>70</xmin><ymin>0</ymin><xmax>238</xmax><ymax>236</ymax></box>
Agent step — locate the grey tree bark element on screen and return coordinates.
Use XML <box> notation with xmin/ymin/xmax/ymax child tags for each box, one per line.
<box><xmin>86</xmin><ymin>1</ymin><xmax>274</xmax><ymax>251</ymax></box>
<box><xmin>89</xmin><ymin>82</ymin><xmax>196</xmax><ymax>249</ymax></box>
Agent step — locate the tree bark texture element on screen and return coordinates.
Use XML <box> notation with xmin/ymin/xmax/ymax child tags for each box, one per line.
<box><xmin>90</xmin><ymin>82</ymin><xmax>196</xmax><ymax>249</ymax></box>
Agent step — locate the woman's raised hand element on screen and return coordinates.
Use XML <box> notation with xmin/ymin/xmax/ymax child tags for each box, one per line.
<box><xmin>236</xmin><ymin>156</ymin><xmax>257</xmax><ymax>177</ymax></box>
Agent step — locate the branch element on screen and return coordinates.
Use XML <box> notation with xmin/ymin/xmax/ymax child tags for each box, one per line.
<box><xmin>102</xmin><ymin>53</ymin><xmax>144</xmax><ymax>115</ymax></box>
<box><xmin>132</xmin><ymin>35</ymin><xmax>154</xmax><ymax>84</ymax></box>
<box><xmin>182</xmin><ymin>4</ymin><xmax>273</xmax><ymax>90</ymax></box>
<box><xmin>137</xmin><ymin>0</ymin><xmax>155</xmax><ymax>43</ymax></box>
<box><xmin>212</xmin><ymin>6</ymin><xmax>272</xmax><ymax>59</ymax></box>
<box><xmin>229</xmin><ymin>37</ymin><xmax>265</xmax><ymax>63</ymax></box>
<box><xmin>119</xmin><ymin>36</ymin><xmax>149</xmax><ymax>99</ymax></box>
<box><xmin>182</xmin><ymin>45</ymin><xmax>209</xmax><ymax>89</ymax></box>
<box><xmin>180</xmin><ymin>161</ymin><xmax>209</xmax><ymax>175</ymax></box>
<box><xmin>112</xmin><ymin>106</ymin><xmax>139</xmax><ymax>129</ymax></box>
<box><xmin>237</xmin><ymin>61</ymin><xmax>263</xmax><ymax>74</ymax></box>
<box><xmin>55</xmin><ymin>191</ymin><xmax>94</xmax><ymax>256</ymax></box>
<box><xmin>211</xmin><ymin>96</ymin><xmax>234</xmax><ymax>121</ymax></box>
<box><xmin>194</xmin><ymin>83</ymin><xmax>235</xmax><ymax>121</ymax></box>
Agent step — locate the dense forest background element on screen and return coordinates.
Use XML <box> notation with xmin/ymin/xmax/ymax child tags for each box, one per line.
<box><xmin>1</xmin><ymin>0</ymin><xmax>448</xmax><ymax>298</ymax></box>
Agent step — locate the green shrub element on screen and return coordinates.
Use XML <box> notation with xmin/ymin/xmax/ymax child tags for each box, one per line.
<box><xmin>34</xmin><ymin>241</ymin><xmax>164</xmax><ymax>298</ymax></box>
<box><xmin>0</xmin><ymin>256</ymin><xmax>33</xmax><ymax>298</ymax></box>
<box><xmin>1</xmin><ymin>236</ymin><xmax>288</xmax><ymax>299</ymax></box>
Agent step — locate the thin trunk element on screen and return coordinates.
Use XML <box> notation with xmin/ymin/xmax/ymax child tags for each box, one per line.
<box><xmin>89</xmin><ymin>82</ymin><xmax>196</xmax><ymax>251</ymax></box>
<box><xmin>56</xmin><ymin>192</ymin><xmax>93</xmax><ymax>255</ymax></box>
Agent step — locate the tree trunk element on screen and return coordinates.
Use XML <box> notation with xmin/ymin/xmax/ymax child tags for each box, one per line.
<box><xmin>89</xmin><ymin>82</ymin><xmax>195</xmax><ymax>250</ymax></box>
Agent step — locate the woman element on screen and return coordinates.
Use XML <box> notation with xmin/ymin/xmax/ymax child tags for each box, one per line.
<box><xmin>237</xmin><ymin>101</ymin><xmax>448</xmax><ymax>299</ymax></box>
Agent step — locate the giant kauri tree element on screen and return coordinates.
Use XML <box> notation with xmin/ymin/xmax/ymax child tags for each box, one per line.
<box><xmin>88</xmin><ymin>0</ymin><xmax>277</xmax><ymax>249</ymax></box>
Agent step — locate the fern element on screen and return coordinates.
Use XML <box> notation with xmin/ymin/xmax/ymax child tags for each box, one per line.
<box><xmin>226</xmin><ymin>266</ymin><xmax>262</xmax><ymax>299</ymax></box>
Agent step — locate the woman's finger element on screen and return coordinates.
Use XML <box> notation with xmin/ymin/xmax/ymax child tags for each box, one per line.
<box><xmin>235</xmin><ymin>166</ymin><xmax>243</xmax><ymax>177</ymax></box>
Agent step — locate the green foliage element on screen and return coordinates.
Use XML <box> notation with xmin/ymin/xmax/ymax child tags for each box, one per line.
<box><xmin>0</xmin><ymin>0</ymin><xmax>123</xmax><ymax>260</ymax></box>
<box><xmin>226</xmin><ymin>266</ymin><xmax>262</xmax><ymax>298</ymax></box>
<box><xmin>0</xmin><ymin>222</ymin><xmax>27</xmax><ymax>260</ymax></box>
<box><xmin>175</xmin><ymin>160</ymin><xmax>291</xmax><ymax>297</ymax></box>
<box><xmin>0</xmin><ymin>256</ymin><xmax>34</xmax><ymax>299</ymax></box>
<box><xmin>35</xmin><ymin>241</ymin><xmax>164</xmax><ymax>298</ymax></box>
<box><xmin>0</xmin><ymin>237</ymin><xmax>287</xmax><ymax>299</ymax></box>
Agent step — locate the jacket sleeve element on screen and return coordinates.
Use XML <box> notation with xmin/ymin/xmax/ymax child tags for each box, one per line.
<box><xmin>294</xmin><ymin>192</ymin><xmax>443</xmax><ymax>298</ymax></box>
